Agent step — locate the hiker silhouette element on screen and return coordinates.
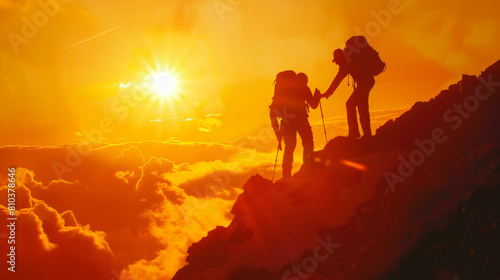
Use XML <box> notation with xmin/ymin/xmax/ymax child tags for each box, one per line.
<box><xmin>318</xmin><ymin>36</ymin><xmax>385</xmax><ymax>139</ymax></box>
<box><xmin>270</xmin><ymin>71</ymin><xmax>322</xmax><ymax>179</ymax></box>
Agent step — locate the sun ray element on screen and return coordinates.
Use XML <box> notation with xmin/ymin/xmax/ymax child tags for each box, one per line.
<box><xmin>146</xmin><ymin>70</ymin><xmax>181</xmax><ymax>103</ymax></box>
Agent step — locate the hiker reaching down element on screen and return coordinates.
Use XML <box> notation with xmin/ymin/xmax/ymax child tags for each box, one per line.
<box><xmin>270</xmin><ymin>72</ymin><xmax>322</xmax><ymax>179</ymax></box>
<box><xmin>319</xmin><ymin>36</ymin><xmax>386</xmax><ymax>139</ymax></box>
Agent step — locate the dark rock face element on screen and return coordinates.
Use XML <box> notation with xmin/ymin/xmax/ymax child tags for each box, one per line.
<box><xmin>173</xmin><ymin>60</ymin><xmax>500</xmax><ymax>280</ymax></box>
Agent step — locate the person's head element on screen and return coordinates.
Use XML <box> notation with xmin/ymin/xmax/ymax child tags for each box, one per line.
<box><xmin>297</xmin><ymin>72</ymin><xmax>308</xmax><ymax>86</ymax></box>
<box><xmin>332</xmin><ymin>48</ymin><xmax>345</xmax><ymax>66</ymax></box>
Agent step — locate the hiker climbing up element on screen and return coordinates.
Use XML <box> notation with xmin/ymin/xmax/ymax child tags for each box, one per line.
<box><xmin>270</xmin><ymin>71</ymin><xmax>322</xmax><ymax>179</ymax></box>
<box><xmin>318</xmin><ymin>36</ymin><xmax>386</xmax><ymax>139</ymax></box>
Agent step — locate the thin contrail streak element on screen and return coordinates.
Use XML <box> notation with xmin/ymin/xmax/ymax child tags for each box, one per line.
<box><xmin>62</xmin><ymin>25</ymin><xmax>125</xmax><ymax>50</ymax></box>
<box><xmin>415</xmin><ymin>9</ymin><xmax>442</xmax><ymax>17</ymax></box>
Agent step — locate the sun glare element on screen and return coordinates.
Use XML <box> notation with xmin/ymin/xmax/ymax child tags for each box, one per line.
<box><xmin>148</xmin><ymin>71</ymin><xmax>180</xmax><ymax>100</ymax></box>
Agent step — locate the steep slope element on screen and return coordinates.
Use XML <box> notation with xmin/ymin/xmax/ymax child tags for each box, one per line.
<box><xmin>173</xmin><ymin>60</ymin><xmax>500</xmax><ymax>280</ymax></box>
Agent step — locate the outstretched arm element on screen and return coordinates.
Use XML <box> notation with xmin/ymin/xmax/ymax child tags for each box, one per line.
<box><xmin>269</xmin><ymin>107</ymin><xmax>282</xmax><ymax>142</ymax></box>
<box><xmin>323</xmin><ymin>68</ymin><xmax>348</xmax><ymax>98</ymax></box>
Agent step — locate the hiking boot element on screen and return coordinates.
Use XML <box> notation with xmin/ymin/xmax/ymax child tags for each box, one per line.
<box><xmin>360</xmin><ymin>134</ymin><xmax>372</xmax><ymax>140</ymax></box>
<box><xmin>347</xmin><ymin>133</ymin><xmax>360</xmax><ymax>139</ymax></box>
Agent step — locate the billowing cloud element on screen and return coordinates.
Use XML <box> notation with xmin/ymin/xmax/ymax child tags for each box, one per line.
<box><xmin>0</xmin><ymin>197</ymin><xmax>116</xmax><ymax>280</ymax></box>
<box><xmin>0</xmin><ymin>136</ymin><xmax>285</xmax><ymax>279</ymax></box>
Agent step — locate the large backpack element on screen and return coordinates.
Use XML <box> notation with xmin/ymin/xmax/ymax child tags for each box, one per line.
<box><xmin>344</xmin><ymin>36</ymin><xmax>386</xmax><ymax>77</ymax></box>
<box><xmin>270</xmin><ymin>70</ymin><xmax>298</xmax><ymax>114</ymax></box>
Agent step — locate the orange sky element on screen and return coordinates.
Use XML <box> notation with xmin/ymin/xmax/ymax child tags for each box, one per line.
<box><xmin>1</xmin><ymin>0</ymin><xmax>499</xmax><ymax>146</ymax></box>
<box><xmin>1</xmin><ymin>1</ymin><xmax>500</xmax><ymax>279</ymax></box>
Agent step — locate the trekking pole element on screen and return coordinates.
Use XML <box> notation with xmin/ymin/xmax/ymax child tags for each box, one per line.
<box><xmin>317</xmin><ymin>88</ymin><xmax>328</xmax><ymax>144</ymax></box>
<box><xmin>272</xmin><ymin>141</ymin><xmax>281</xmax><ymax>182</ymax></box>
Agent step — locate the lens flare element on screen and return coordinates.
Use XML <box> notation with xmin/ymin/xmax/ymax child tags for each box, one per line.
<box><xmin>147</xmin><ymin>70</ymin><xmax>181</xmax><ymax>102</ymax></box>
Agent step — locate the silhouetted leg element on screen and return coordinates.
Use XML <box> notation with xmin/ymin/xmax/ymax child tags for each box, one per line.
<box><xmin>282</xmin><ymin>124</ymin><xmax>297</xmax><ymax>179</ymax></box>
<box><xmin>357</xmin><ymin>77</ymin><xmax>375</xmax><ymax>137</ymax></box>
<box><xmin>358</xmin><ymin>99</ymin><xmax>371</xmax><ymax>137</ymax></box>
<box><xmin>297</xmin><ymin>118</ymin><xmax>314</xmax><ymax>163</ymax></box>
<box><xmin>346</xmin><ymin>90</ymin><xmax>361</xmax><ymax>138</ymax></box>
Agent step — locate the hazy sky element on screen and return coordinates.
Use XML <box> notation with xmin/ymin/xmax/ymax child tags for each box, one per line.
<box><xmin>1</xmin><ymin>0</ymin><xmax>499</xmax><ymax>145</ymax></box>
<box><xmin>1</xmin><ymin>1</ymin><xmax>499</xmax><ymax>279</ymax></box>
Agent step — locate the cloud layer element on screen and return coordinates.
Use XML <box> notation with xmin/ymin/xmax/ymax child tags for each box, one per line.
<box><xmin>0</xmin><ymin>134</ymin><xmax>282</xmax><ymax>279</ymax></box>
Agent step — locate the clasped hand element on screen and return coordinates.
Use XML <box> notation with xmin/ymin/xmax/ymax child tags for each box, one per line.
<box><xmin>314</xmin><ymin>89</ymin><xmax>329</xmax><ymax>99</ymax></box>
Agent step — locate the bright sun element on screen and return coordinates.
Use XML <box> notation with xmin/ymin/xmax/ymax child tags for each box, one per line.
<box><xmin>148</xmin><ymin>71</ymin><xmax>179</xmax><ymax>99</ymax></box>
